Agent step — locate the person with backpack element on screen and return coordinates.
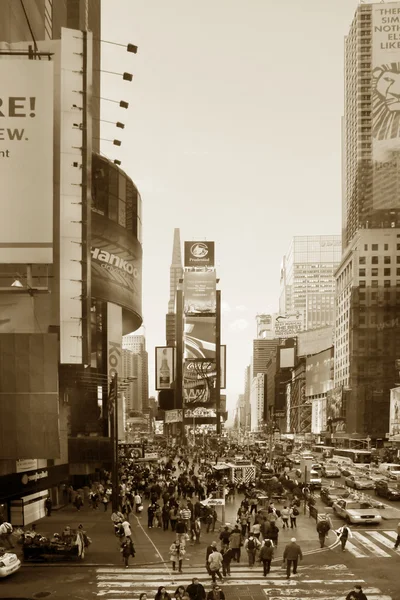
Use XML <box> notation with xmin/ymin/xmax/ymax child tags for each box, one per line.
<box><xmin>316</xmin><ymin>518</ymin><xmax>331</xmax><ymax>548</ymax></box>
<box><xmin>244</xmin><ymin>534</ymin><xmax>260</xmax><ymax>567</ymax></box>
<box><xmin>259</xmin><ymin>539</ymin><xmax>274</xmax><ymax>576</ymax></box>
<box><xmin>0</xmin><ymin>521</ymin><xmax>14</xmax><ymax>548</ymax></box>
<box><xmin>281</xmin><ymin>506</ymin><xmax>290</xmax><ymax>529</ymax></box>
<box><xmin>289</xmin><ymin>505</ymin><xmax>299</xmax><ymax>528</ymax></box>
<box><xmin>221</xmin><ymin>545</ymin><xmax>233</xmax><ymax>577</ymax></box>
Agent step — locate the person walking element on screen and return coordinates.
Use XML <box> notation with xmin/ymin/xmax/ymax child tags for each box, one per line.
<box><xmin>336</xmin><ymin>525</ymin><xmax>352</xmax><ymax>552</ymax></box>
<box><xmin>120</xmin><ymin>538</ymin><xmax>135</xmax><ymax>568</ymax></box>
<box><xmin>345</xmin><ymin>584</ymin><xmax>368</xmax><ymax>600</ymax></box>
<box><xmin>219</xmin><ymin>526</ymin><xmax>231</xmax><ymax>550</ymax></box>
<box><xmin>206</xmin><ymin>584</ymin><xmax>225</xmax><ymax>600</ymax></box>
<box><xmin>162</xmin><ymin>504</ymin><xmax>170</xmax><ymax>531</ymax></box>
<box><xmin>268</xmin><ymin>521</ymin><xmax>279</xmax><ymax>547</ymax></box>
<box><xmin>102</xmin><ymin>494</ymin><xmax>109</xmax><ymax>512</ymax></box>
<box><xmin>208</xmin><ymin>546</ymin><xmax>224</xmax><ymax>583</ymax></box>
<box><xmin>155</xmin><ymin>587</ymin><xmax>172</xmax><ymax>600</ymax></box>
<box><xmin>221</xmin><ymin>545</ymin><xmax>233</xmax><ymax>577</ymax></box>
<box><xmin>281</xmin><ymin>506</ymin><xmax>290</xmax><ymax>529</ymax></box>
<box><xmin>122</xmin><ymin>519</ymin><xmax>132</xmax><ymax>540</ymax></box>
<box><xmin>45</xmin><ymin>496</ymin><xmax>52</xmax><ymax>517</ymax></box>
<box><xmin>193</xmin><ymin>517</ymin><xmax>201</xmax><ymax>544</ymax></box>
<box><xmin>170</xmin><ymin>540</ymin><xmax>185</xmax><ymax>573</ymax></box>
<box><xmin>283</xmin><ymin>537</ymin><xmax>303</xmax><ymax>579</ymax></box>
<box><xmin>316</xmin><ymin>518</ymin><xmax>331</xmax><ymax>548</ymax></box>
<box><xmin>147</xmin><ymin>504</ymin><xmax>156</xmax><ymax>529</ymax></box>
<box><xmin>74</xmin><ymin>493</ymin><xmax>83</xmax><ymax>511</ymax></box>
<box><xmin>134</xmin><ymin>492</ymin><xmax>142</xmax><ymax>514</ymax></box>
<box><xmin>229</xmin><ymin>526</ymin><xmax>242</xmax><ymax>563</ymax></box>
<box><xmin>170</xmin><ymin>505</ymin><xmax>179</xmax><ymax>531</ymax></box>
<box><xmin>393</xmin><ymin>521</ymin><xmax>400</xmax><ymax>549</ymax></box>
<box><xmin>289</xmin><ymin>505</ymin><xmax>299</xmax><ymax>528</ymax></box>
<box><xmin>259</xmin><ymin>539</ymin><xmax>274</xmax><ymax>576</ymax></box>
<box><xmin>186</xmin><ymin>577</ymin><xmax>206</xmax><ymax>600</ymax></box>
<box><xmin>0</xmin><ymin>521</ymin><xmax>14</xmax><ymax>549</ymax></box>
<box><xmin>244</xmin><ymin>534</ymin><xmax>260</xmax><ymax>567</ymax></box>
<box><xmin>175</xmin><ymin>518</ymin><xmax>187</xmax><ymax>546</ymax></box>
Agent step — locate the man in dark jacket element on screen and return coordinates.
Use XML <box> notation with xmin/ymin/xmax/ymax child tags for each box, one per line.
<box><xmin>186</xmin><ymin>577</ymin><xmax>206</xmax><ymax>600</ymax></box>
<box><xmin>345</xmin><ymin>584</ymin><xmax>368</xmax><ymax>600</ymax></box>
<box><xmin>316</xmin><ymin>518</ymin><xmax>330</xmax><ymax>548</ymax></box>
<box><xmin>283</xmin><ymin>537</ymin><xmax>303</xmax><ymax>579</ymax></box>
<box><xmin>219</xmin><ymin>526</ymin><xmax>231</xmax><ymax>549</ymax></box>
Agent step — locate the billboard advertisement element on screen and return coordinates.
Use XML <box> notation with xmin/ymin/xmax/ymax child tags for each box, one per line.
<box><xmin>389</xmin><ymin>387</ymin><xmax>400</xmax><ymax>439</ymax></box>
<box><xmin>0</xmin><ymin>60</ymin><xmax>53</xmax><ymax>264</ymax></box>
<box><xmin>184</xmin><ymin>271</ymin><xmax>216</xmax><ymax>314</ymax></box>
<box><xmin>311</xmin><ymin>397</ymin><xmax>327</xmax><ymax>434</ymax></box>
<box><xmin>91</xmin><ymin>212</ymin><xmax>143</xmax><ymax>327</ymax></box>
<box><xmin>184</xmin><ymin>241</ymin><xmax>215</xmax><ymax>267</ymax></box>
<box><xmin>274</xmin><ymin>312</ymin><xmax>304</xmax><ymax>339</ymax></box>
<box><xmin>305</xmin><ymin>348</ymin><xmax>334</xmax><ymax>397</ymax></box>
<box><xmin>372</xmin><ymin>4</ymin><xmax>400</xmax><ymax>210</ymax></box>
<box><xmin>183</xmin><ymin>359</ymin><xmax>216</xmax><ymax>405</ymax></box>
<box><xmin>326</xmin><ymin>387</ymin><xmax>346</xmax><ymax>433</ymax></box>
<box><xmin>164</xmin><ymin>409</ymin><xmax>183</xmax><ymax>424</ymax></box>
<box><xmin>155</xmin><ymin>347</ymin><xmax>174</xmax><ymax>391</ymax></box>
<box><xmin>184</xmin><ymin>316</ymin><xmax>216</xmax><ymax>359</ymax></box>
<box><xmin>220</xmin><ymin>345</ymin><xmax>226</xmax><ymax>389</ymax></box>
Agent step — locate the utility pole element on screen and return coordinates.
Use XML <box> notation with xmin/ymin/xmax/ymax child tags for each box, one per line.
<box><xmin>110</xmin><ymin>374</ymin><xmax>119</xmax><ymax>512</ymax></box>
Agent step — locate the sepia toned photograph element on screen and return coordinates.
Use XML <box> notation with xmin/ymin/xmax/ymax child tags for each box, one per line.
<box><xmin>0</xmin><ymin>1</ymin><xmax>399</xmax><ymax>600</ymax></box>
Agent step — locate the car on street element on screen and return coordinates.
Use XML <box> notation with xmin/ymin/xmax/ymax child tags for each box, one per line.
<box><xmin>309</xmin><ymin>469</ymin><xmax>322</xmax><ymax>488</ymax></box>
<box><xmin>321</xmin><ymin>464</ymin><xmax>341</xmax><ymax>478</ymax></box>
<box><xmin>332</xmin><ymin>498</ymin><xmax>383</xmax><ymax>525</ymax></box>
<box><xmin>344</xmin><ymin>475</ymin><xmax>375</xmax><ymax>490</ymax></box>
<box><xmin>339</xmin><ymin>465</ymin><xmax>355</xmax><ymax>477</ymax></box>
<box><xmin>374</xmin><ymin>479</ymin><xmax>400</xmax><ymax>500</ymax></box>
<box><xmin>311</xmin><ymin>463</ymin><xmax>322</xmax><ymax>472</ymax></box>
<box><xmin>320</xmin><ymin>485</ymin><xmax>352</xmax><ymax>506</ymax></box>
<box><xmin>0</xmin><ymin>551</ymin><xmax>21</xmax><ymax>578</ymax></box>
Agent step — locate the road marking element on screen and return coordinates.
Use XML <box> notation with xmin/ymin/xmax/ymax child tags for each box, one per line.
<box><xmin>352</xmin><ymin>531</ymin><xmax>391</xmax><ymax>557</ymax></box>
<box><xmin>340</xmin><ymin>540</ymin><xmax>368</xmax><ymax>558</ymax></box>
<box><xmin>383</xmin><ymin>530</ymin><xmax>397</xmax><ymax>542</ymax></box>
<box><xmin>368</xmin><ymin>531</ymin><xmax>397</xmax><ymax>550</ymax></box>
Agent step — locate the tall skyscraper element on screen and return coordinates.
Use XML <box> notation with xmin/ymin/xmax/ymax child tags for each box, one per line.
<box><xmin>252</xmin><ymin>339</ymin><xmax>278</xmax><ymax>378</ymax></box>
<box><xmin>335</xmin><ymin>1</ymin><xmax>400</xmax><ymax>439</ymax></box>
<box><xmin>166</xmin><ymin>228</ymin><xmax>183</xmax><ymax>346</ymax></box>
<box><xmin>123</xmin><ymin>334</ymin><xmax>149</xmax><ymax>412</ymax></box>
<box><xmin>279</xmin><ymin>236</ymin><xmax>341</xmax><ymax>330</ymax></box>
<box><xmin>342</xmin><ymin>1</ymin><xmax>400</xmax><ymax>252</ymax></box>
<box><xmin>250</xmin><ymin>374</ymin><xmax>265</xmax><ymax>432</ymax></box>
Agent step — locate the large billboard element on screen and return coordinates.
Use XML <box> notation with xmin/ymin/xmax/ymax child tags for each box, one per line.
<box><xmin>183</xmin><ymin>359</ymin><xmax>216</xmax><ymax>406</ymax></box>
<box><xmin>184</xmin><ymin>271</ymin><xmax>216</xmax><ymax>314</ymax></box>
<box><xmin>389</xmin><ymin>387</ymin><xmax>400</xmax><ymax>439</ymax></box>
<box><xmin>305</xmin><ymin>348</ymin><xmax>334</xmax><ymax>397</ymax></box>
<box><xmin>155</xmin><ymin>347</ymin><xmax>175</xmax><ymax>391</ymax></box>
<box><xmin>91</xmin><ymin>212</ymin><xmax>143</xmax><ymax>325</ymax></box>
<box><xmin>326</xmin><ymin>387</ymin><xmax>346</xmax><ymax>433</ymax></box>
<box><xmin>184</xmin><ymin>241</ymin><xmax>215</xmax><ymax>267</ymax></box>
<box><xmin>0</xmin><ymin>60</ymin><xmax>53</xmax><ymax>264</ymax></box>
<box><xmin>274</xmin><ymin>312</ymin><xmax>304</xmax><ymax>339</ymax></box>
<box><xmin>184</xmin><ymin>316</ymin><xmax>216</xmax><ymax>359</ymax></box>
<box><xmin>372</xmin><ymin>4</ymin><xmax>400</xmax><ymax>210</ymax></box>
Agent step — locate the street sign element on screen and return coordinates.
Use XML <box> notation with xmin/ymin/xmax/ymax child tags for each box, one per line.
<box><xmin>144</xmin><ymin>452</ymin><xmax>158</xmax><ymax>460</ymax></box>
<box><xmin>202</xmin><ymin>498</ymin><xmax>225</xmax><ymax>506</ymax></box>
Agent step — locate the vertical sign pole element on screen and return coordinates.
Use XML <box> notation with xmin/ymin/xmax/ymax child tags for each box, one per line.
<box><xmin>216</xmin><ymin>290</ymin><xmax>221</xmax><ymax>435</ymax></box>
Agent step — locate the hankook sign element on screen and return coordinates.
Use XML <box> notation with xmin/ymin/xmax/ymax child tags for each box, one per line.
<box><xmin>91</xmin><ymin>212</ymin><xmax>142</xmax><ymax>321</ymax></box>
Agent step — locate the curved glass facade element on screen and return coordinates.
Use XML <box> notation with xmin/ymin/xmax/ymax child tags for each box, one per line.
<box><xmin>92</xmin><ymin>153</ymin><xmax>143</xmax><ymax>245</ymax></box>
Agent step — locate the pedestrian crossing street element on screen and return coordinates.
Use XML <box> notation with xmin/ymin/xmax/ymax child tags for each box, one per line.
<box><xmin>330</xmin><ymin>529</ymin><xmax>399</xmax><ymax>558</ymax></box>
<box><xmin>94</xmin><ymin>563</ymin><xmax>392</xmax><ymax>600</ymax></box>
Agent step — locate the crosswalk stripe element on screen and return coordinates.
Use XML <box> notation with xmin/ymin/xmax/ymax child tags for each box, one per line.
<box><xmin>352</xmin><ymin>531</ymin><xmax>391</xmax><ymax>557</ymax></box>
<box><xmin>341</xmin><ymin>540</ymin><xmax>368</xmax><ymax>558</ymax></box>
<box><xmin>263</xmin><ymin>596</ymin><xmax>392</xmax><ymax>600</ymax></box>
<box><xmin>383</xmin><ymin>531</ymin><xmax>398</xmax><ymax>542</ymax></box>
<box><xmin>368</xmin><ymin>531</ymin><xmax>397</xmax><ymax>550</ymax></box>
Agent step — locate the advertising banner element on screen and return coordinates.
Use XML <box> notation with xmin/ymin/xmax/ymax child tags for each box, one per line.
<box><xmin>184</xmin><ymin>271</ymin><xmax>216</xmax><ymax>314</ymax></box>
<box><xmin>326</xmin><ymin>387</ymin><xmax>346</xmax><ymax>433</ymax></box>
<box><xmin>184</xmin><ymin>241</ymin><xmax>215</xmax><ymax>267</ymax></box>
<box><xmin>184</xmin><ymin>316</ymin><xmax>216</xmax><ymax>359</ymax></box>
<box><xmin>305</xmin><ymin>348</ymin><xmax>334</xmax><ymax>397</ymax></box>
<box><xmin>155</xmin><ymin>347</ymin><xmax>174</xmax><ymax>391</ymax></box>
<box><xmin>389</xmin><ymin>387</ymin><xmax>400</xmax><ymax>439</ymax></box>
<box><xmin>183</xmin><ymin>359</ymin><xmax>216</xmax><ymax>405</ymax></box>
<box><xmin>91</xmin><ymin>212</ymin><xmax>143</xmax><ymax>325</ymax></box>
<box><xmin>164</xmin><ymin>409</ymin><xmax>183</xmax><ymax>424</ymax></box>
<box><xmin>372</xmin><ymin>4</ymin><xmax>400</xmax><ymax>210</ymax></box>
<box><xmin>220</xmin><ymin>345</ymin><xmax>226</xmax><ymax>389</ymax></box>
<box><xmin>274</xmin><ymin>312</ymin><xmax>304</xmax><ymax>339</ymax></box>
<box><xmin>0</xmin><ymin>60</ymin><xmax>53</xmax><ymax>263</ymax></box>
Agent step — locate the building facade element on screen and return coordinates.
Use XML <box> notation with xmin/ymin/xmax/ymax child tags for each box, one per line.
<box><xmin>122</xmin><ymin>334</ymin><xmax>149</xmax><ymax>412</ymax></box>
<box><xmin>250</xmin><ymin>373</ymin><xmax>265</xmax><ymax>432</ymax></box>
<box><xmin>279</xmin><ymin>236</ymin><xmax>341</xmax><ymax>330</ymax></box>
<box><xmin>335</xmin><ymin>1</ymin><xmax>400</xmax><ymax>440</ymax></box>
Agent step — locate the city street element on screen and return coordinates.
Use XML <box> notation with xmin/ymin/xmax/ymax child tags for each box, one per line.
<box><xmin>1</xmin><ymin>489</ymin><xmax>398</xmax><ymax>600</ymax></box>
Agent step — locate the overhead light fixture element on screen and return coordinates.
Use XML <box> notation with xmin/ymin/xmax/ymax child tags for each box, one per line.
<box><xmin>11</xmin><ymin>278</ymin><xmax>23</xmax><ymax>288</ymax></box>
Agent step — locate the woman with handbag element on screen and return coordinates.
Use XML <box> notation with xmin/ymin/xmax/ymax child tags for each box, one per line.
<box><xmin>169</xmin><ymin>540</ymin><xmax>186</xmax><ymax>573</ymax></box>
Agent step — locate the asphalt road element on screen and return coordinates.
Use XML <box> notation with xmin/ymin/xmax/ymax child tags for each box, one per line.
<box><xmin>1</xmin><ymin>481</ymin><xmax>399</xmax><ymax>600</ymax></box>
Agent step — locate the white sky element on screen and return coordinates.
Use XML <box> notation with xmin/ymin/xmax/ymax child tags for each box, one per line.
<box><xmin>100</xmin><ymin>0</ymin><xmax>360</xmax><ymax>414</ymax></box>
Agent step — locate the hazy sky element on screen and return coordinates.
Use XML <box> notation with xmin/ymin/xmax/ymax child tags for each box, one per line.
<box><xmin>101</xmin><ymin>0</ymin><xmax>360</xmax><ymax>414</ymax></box>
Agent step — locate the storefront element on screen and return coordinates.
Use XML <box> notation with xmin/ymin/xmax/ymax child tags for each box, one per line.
<box><xmin>0</xmin><ymin>464</ymin><xmax>69</xmax><ymax>526</ymax></box>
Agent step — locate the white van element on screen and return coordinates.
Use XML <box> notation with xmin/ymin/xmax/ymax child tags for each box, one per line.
<box><xmin>378</xmin><ymin>463</ymin><xmax>400</xmax><ymax>479</ymax></box>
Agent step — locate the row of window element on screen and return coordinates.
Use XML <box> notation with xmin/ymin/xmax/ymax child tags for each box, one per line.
<box><xmin>359</xmin><ymin>269</ymin><xmax>398</xmax><ymax>277</ymax></box>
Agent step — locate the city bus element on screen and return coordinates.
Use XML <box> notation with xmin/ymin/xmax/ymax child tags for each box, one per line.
<box><xmin>332</xmin><ymin>448</ymin><xmax>372</xmax><ymax>465</ymax></box>
<box><xmin>312</xmin><ymin>445</ymin><xmax>334</xmax><ymax>459</ymax></box>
